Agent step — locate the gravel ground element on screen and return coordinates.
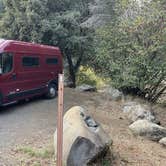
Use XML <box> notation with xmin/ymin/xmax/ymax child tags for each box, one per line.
<box><xmin>0</xmin><ymin>88</ymin><xmax>166</xmax><ymax>166</ymax></box>
<box><xmin>0</xmin><ymin>97</ymin><xmax>58</xmax><ymax>151</ymax></box>
<box><xmin>0</xmin><ymin>88</ymin><xmax>90</xmax><ymax>165</ymax></box>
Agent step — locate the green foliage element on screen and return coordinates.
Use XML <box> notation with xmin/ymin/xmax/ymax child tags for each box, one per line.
<box><xmin>18</xmin><ymin>146</ymin><xmax>54</xmax><ymax>159</ymax></box>
<box><xmin>102</xmin><ymin>159</ymin><xmax>112</xmax><ymax>166</ymax></box>
<box><xmin>0</xmin><ymin>0</ymin><xmax>165</xmax><ymax>98</ymax></box>
<box><xmin>0</xmin><ymin>0</ymin><xmax>49</xmax><ymax>42</ymax></box>
<box><xmin>0</xmin><ymin>0</ymin><xmax>93</xmax><ymax>87</ymax></box>
<box><xmin>77</xmin><ymin>66</ymin><xmax>108</xmax><ymax>88</ymax></box>
<box><xmin>0</xmin><ymin>0</ymin><xmax>4</xmax><ymax>18</ymax></box>
<box><xmin>95</xmin><ymin>0</ymin><xmax>166</xmax><ymax>102</ymax></box>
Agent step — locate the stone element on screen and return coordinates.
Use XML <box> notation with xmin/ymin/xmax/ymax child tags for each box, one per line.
<box><xmin>129</xmin><ymin>120</ymin><xmax>166</xmax><ymax>141</ymax></box>
<box><xmin>99</xmin><ymin>86</ymin><xmax>123</xmax><ymax>101</ymax></box>
<box><xmin>159</xmin><ymin>137</ymin><xmax>166</xmax><ymax>147</ymax></box>
<box><xmin>108</xmin><ymin>87</ymin><xmax>123</xmax><ymax>101</ymax></box>
<box><xmin>76</xmin><ymin>84</ymin><xmax>97</xmax><ymax>92</ymax></box>
<box><xmin>123</xmin><ymin>102</ymin><xmax>158</xmax><ymax>123</ymax></box>
<box><xmin>64</xmin><ymin>80</ymin><xmax>74</xmax><ymax>87</ymax></box>
<box><xmin>54</xmin><ymin>106</ymin><xmax>112</xmax><ymax>166</ymax></box>
<box><xmin>67</xmin><ymin>137</ymin><xmax>109</xmax><ymax>166</ymax></box>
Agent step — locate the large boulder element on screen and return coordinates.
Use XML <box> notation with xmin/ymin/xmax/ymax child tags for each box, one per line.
<box><xmin>159</xmin><ymin>137</ymin><xmax>166</xmax><ymax>147</ymax></box>
<box><xmin>129</xmin><ymin>120</ymin><xmax>166</xmax><ymax>141</ymax></box>
<box><xmin>76</xmin><ymin>84</ymin><xmax>97</xmax><ymax>92</ymax></box>
<box><xmin>123</xmin><ymin>102</ymin><xmax>158</xmax><ymax>123</ymax></box>
<box><xmin>54</xmin><ymin>106</ymin><xmax>112</xmax><ymax>166</ymax></box>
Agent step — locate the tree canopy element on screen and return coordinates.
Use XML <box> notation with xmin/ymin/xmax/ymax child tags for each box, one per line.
<box><xmin>0</xmin><ymin>0</ymin><xmax>93</xmax><ymax>87</ymax></box>
<box><xmin>0</xmin><ymin>0</ymin><xmax>165</xmax><ymax>102</ymax></box>
<box><xmin>94</xmin><ymin>0</ymin><xmax>166</xmax><ymax>102</ymax></box>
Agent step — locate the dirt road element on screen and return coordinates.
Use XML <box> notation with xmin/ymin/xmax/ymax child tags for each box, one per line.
<box><xmin>0</xmin><ymin>88</ymin><xmax>166</xmax><ymax>165</ymax></box>
<box><xmin>0</xmin><ymin>88</ymin><xmax>92</xmax><ymax>165</ymax></box>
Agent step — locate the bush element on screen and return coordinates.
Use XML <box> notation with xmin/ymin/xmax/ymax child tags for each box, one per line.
<box><xmin>94</xmin><ymin>1</ymin><xmax>166</xmax><ymax>102</ymax></box>
<box><xmin>76</xmin><ymin>66</ymin><xmax>109</xmax><ymax>89</ymax></box>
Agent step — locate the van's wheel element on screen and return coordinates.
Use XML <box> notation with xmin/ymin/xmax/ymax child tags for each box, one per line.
<box><xmin>46</xmin><ymin>84</ymin><xmax>57</xmax><ymax>99</ymax></box>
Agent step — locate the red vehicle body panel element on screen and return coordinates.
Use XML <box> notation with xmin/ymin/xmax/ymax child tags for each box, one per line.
<box><xmin>0</xmin><ymin>39</ymin><xmax>63</xmax><ymax>105</ymax></box>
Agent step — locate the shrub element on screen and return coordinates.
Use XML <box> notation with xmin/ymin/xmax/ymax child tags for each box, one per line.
<box><xmin>94</xmin><ymin>1</ymin><xmax>166</xmax><ymax>102</ymax></box>
<box><xmin>76</xmin><ymin>66</ymin><xmax>109</xmax><ymax>89</ymax></box>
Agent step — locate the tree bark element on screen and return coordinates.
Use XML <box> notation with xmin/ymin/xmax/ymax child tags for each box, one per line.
<box><xmin>65</xmin><ymin>46</ymin><xmax>84</xmax><ymax>88</ymax></box>
<box><xmin>65</xmin><ymin>52</ymin><xmax>76</xmax><ymax>88</ymax></box>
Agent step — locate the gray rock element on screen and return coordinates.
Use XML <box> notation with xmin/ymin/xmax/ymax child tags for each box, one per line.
<box><xmin>123</xmin><ymin>102</ymin><xmax>157</xmax><ymax>123</ymax></box>
<box><xmin>108</xmin><ymin>87</ymin><xmax>123</xmax><ymax>100</ymax></box>
<box><xmin>54</xmin><ymin>106</ymin><xmax>112</xmax><ymax>166</ymax></box>
<box><xmin>129</xmin><ymin>120</ymin><xmax>166</xmax><ymax>141</ymax></box>
<box><xmin>99</xmin><ymin>86</ymin><xmax>123</xmax><ymax>101</ymax></box>
<box><xmin>159</xmin><ymin>137</ymin><xmax>166</xmax><ymax>147</ymax></box>
<box><xmin>81</xmin><ymin>0</ymin><xmax>112</xmax><ymax>28</ymax></box>
<box><xmin>76</xmin><ymin>84</ymin><xmax>97</xmax><ymax>92</ymax></box>
<box><xmin>67</xmin><ymin>137</ymin><xmax>109</xmax><ymax>166</ymax></box>
<box><xmin>64</xmin><ymin>80</ymin><xmax>73</xmax><ymax>87</ymax></box>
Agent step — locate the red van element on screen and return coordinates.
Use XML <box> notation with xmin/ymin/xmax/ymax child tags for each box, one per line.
<box><xmin>0</xmin><ymin>39</ymin><xmax>63</xmax><ymax>106</ymax></box>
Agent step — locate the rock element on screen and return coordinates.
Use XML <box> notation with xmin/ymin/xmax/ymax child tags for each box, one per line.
<box><xmin>159</xmin><ymin>137</ymin><xmax>166</xmax><ymax>147</ymax></box>
<box><xmin>129</xmin><ymin>120</ymin><xmax>166</xmax><ymax>141</ymax></box>
<box><xmin>99</xmin><ymin>86</ymin><xmax>123</xmax><ymax>101</ymax></box>
<box><xmin>64</xmin><ymin>80</ymin><xmax>73</xmax><ymax>87</ymax></box>
<box><xmin>76</xmin><ymin>84</ymin><xmax>97</xmax><ymax>92</ymax></box>
<box><xmin>108</xmin><ymin>87</ymin><xmax>123</xmax><ymax>101</ymax></box>
<box><xmin>54</xmin><ymin>106</ymin><xmax>112</xmax><ymax>166</ymax></box>
<box><xmin>123</xmin><ymin>102</ymin><xmax>158</xmax><ymax>123</ymax></box>
<box><xmin>67</xmin><ymin>137</ymin><xmax>109</xmax><ymax>166</ymax></box>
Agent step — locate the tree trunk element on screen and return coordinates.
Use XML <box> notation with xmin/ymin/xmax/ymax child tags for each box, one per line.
<box><xmin>65</xmin><ymin>52</ymin><xmax>76</xmax><ymax>88</ymax></box>
<box><xmin>68</xmin><ymin>66</ymin><xmax>76</xmax><ymax>88</ymax></box>
<box><xmin>65</xmin><ymin>46</ymin><xmax>84</xmax><ymax>88</ymax></box>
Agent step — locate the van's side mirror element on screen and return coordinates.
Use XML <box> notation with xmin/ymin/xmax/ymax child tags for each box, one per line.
<box><xmin>0</xmin><ymin>68</ymin><xmax>2</xmax><ymax>75</ymax></box>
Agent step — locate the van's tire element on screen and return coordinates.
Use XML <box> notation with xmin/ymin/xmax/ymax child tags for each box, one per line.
<box><xmin>46</xmin><ymin>84</ymin><xmax>57</xmax><ymax>99</ymax></box>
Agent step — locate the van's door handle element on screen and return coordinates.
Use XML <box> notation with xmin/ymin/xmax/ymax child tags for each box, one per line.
<box><xmin>12</xmin><ymin>73</ymin><xmax>17</xmax><ymax>80</ymax></box>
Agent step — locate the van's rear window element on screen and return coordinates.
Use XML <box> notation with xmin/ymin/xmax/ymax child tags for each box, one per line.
<box><xmin>0</xmin><ymin>53</ymin><xmax>13</xmax><ymax>74</ymax></box>
<box><xmin>22</xmin><ymin>57</ymin><xmax>39</xmax><ymax>67</ymax></box>
<box><xmin>46</xmin><ymin>58</ymin><xmax>58</xmax><ymax>65</ymax></box>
